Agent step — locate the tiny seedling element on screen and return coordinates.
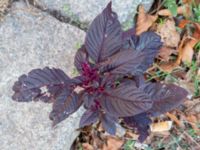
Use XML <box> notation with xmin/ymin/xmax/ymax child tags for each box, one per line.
<box><xmin>187</xmin><ymin>128</ymin><xmax>198</xmax><ymax>139</ymax></box>
<box><xmin>12</xmin><ymin>2</ymin><xmax>188</xmax><ymax>142</ymax></box>
<box><xmin>74</xmin><ymin>42</ymin><xmax>82</xmax><ymax>49</ymax></box>
<box><xmin>157</xmin><ymin>17</ymin><xmax>166</xmax><ymax>25</ymax></box>
<box><xmin>123</xmin><ymin>140</ymin><xmax>135</xmax><ymax>150</ymax></box>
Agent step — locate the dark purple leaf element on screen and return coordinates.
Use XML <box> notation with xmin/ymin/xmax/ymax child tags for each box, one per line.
<box><xmin>99</xmin><ymin>32</ymin><xmax>162</xmax><ymax>75</ymax></box>
<box><xmin>99</xmin><ymin>49</ymin><xmax>143</xmax><ymax>75</ymax></box>
<box><xmin>71</xmin><ymin>75</ymin><xmax>85</xmax><ymax>86</ymax></box>
<box><xmin>12</xmin><ymin>67</ymin><xmax>72</xmax><ymax>103</ymax></box>
<box><xmin>141</xmin><ymin>82</ymin><xmax>188</xmax><ymax>117</ymax></box>
<box><xmin>101</xmin><ymin>114</ymin><xmax>117</xmax><ymax>135</ymax></box>
<box><xmin>74</xmin><ymin>45</ymin><xmax>88</xmax><ymax>73</ymax></box>
<box><xmin>101</xmin><ymin>80</ymin><xmax>152</xmax><ymax>117</ymax></box>
<box><xmin>122</xmin><ymin>27</ymin><xmax>135</xmax><ymax>40</ymax></box>
<box><xmin>133</xmin><ymin>75</ymin><xmax>145</xmax><ymax>88</ymax></box>
<box><xmin>49</xmin><ymin>88</ymin><xmax>82</xmax><ymax>126</ymax></box>
<box><xmin>130</xmin><ymin>32</ymin><xmax>162</xmax><ymax>69</ymax></box>
<box><xmin>85</xmin><ymin>2</ymin><xmax>122</xmax><ymax>63</ymax></box>
<box><xmin>79</xmin><ymin>109</ymin><xmax>99</xmax><ymax>127</ymax></box>
<box><xmin>124</xmin><ymin>112</ymin><xmax>151</xmax><ymax>142</ymax></box>
<box><xmin>81</xmin><ymin>92</ymin><xmax>96</xmax><ymax>109</ymax></box>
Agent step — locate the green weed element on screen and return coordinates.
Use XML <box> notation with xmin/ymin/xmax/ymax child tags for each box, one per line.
<box><xmin>74</xmin><ymin>42</ymin><xmax>82</xmax><ymax>49</ymax></box>
<box><xmin>164</xmin><ymin>0</ymin><xmax>178</xmax><ymax>17</ymax></box>
<box><xmin>123</xmin><ymin>140</ymin><xmax>135</xmax><ymax>150</ymax></box>
<box><xmin>193</xmin><ymin>4</ymin><xmax>200</xmax><ymax>22</ymax></box>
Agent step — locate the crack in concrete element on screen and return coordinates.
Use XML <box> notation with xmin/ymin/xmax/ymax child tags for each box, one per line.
<box><xmin>28</xmin><ymin>0</ymin><xmax>88</xmax><ymax>31</ymax></box>
<box><xmin>11</xmin><ymin>0</ymin><xmax>88</xmax><ymax>31</ymax></box>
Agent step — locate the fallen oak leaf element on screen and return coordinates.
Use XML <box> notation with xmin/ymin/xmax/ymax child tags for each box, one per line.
<box><xmin>136</xmin><ymin>5</ymin><xmax>158</xmax><ymax>35</ymax></box>
<box><xmin>176</xmin><ymin>35</ymin><xmax>188</xmax><ymax>65</ymax></box>
<box><xmin>180</xmin><ymin>38</ymin><xmax>197</xmax><ymax>64</ymax></box>
<box><xmin>176</xmin><ymin>23</ymin><xmax>200</xmax><ymax>64</ymax></box>
<box><xmin>150</xmin><ymin>121</ymin><xmax>173</xmax><ymax>132</ymax></box>
<box><xmin>156</xmin><ymin>19</ymin><xmax>180</xmax><ymax>47</ymax></box>
<box><xmin>159</xmin><ymin>61</ymin><xmax>179</xmax><ymax>73</ymax></box>
<box><xmin>102</xmin><ymin>136</ymin><xmax>124</xmax><ymax>150</ymax></box>
<box><xmin>157</xmin><ymin>46</ymin><xmax>177</xmax><ymax>61</ymax></box>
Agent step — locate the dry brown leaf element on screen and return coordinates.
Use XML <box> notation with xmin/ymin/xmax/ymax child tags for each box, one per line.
<box><xmin>166</xmin><ymin>112</ymin><xmax>184</xmax><ymax>127</ymax></box>
<box><xmin>176</xmin><ymin>35</ymin><xmax>188</xmax><ymax>65</ymax></box>
<box><xmin>182</xmin><ymin>0</ymin><xmax>200</xmax><ymax>4</ymax></box>
<box><xmin>136</xmin><ymin>5</ymin><xmax>157</xmax><ymax>35</ymax></box>
<box><xmin>102</xmin><ymin>136</ymin><xmax>123</xmax><ymax>150</ymax></box>
<box><xmin>156</xmin><ymin>19</ymin><xmax>180</xmax><ymax>47</ymax></box>
<box><xmin>185</xmin><ymin>115</ymin><xmax>200</xmax><ymax>135</ymax></box>
<box><xmin>178</xmin><ymin>19</ymin><xmax>191</xmax><ymax>29</ymax></box>
<box><xmin>181</xmin><ymin>38</ymin><xmax>196</xmax><ymax>63</ymax></box>
<box><xmin>176</xmin><ymin>23</ymin><xmax>199</xmax><ymax>65</ymax></box>
<box><xmin>184</xmin><ymin>98</ymin><xmax>200</xmax><ymax>109</ymax></box>
<box><xmin>150</xmin><ymin>121</ymin><xmax>173</xmax><ymax>132</ymax></box>
<box><xmin>185</xmin><ymin>100</ymin><xmax>200</xmax><ymax>115</ymax></box>
<box><xmin>182</xmin><ymin>0</ymin><xmax>193</xmax><ymax>4</ymax></box>
<box><xmin>159</xmin><ymin>61</ymin><xmax>179</xmax><ymax>73</ymax></box>
<box><xmin>152</xmin><ymin>131</ymin><xmax>171</xmax><ymax>137</ymax></box>
<box><xmin>157</xmin><ymin>46</ymin><xmax>177</xmax><ymax>61</ymax></box>
<box><xmin>158</xmin><ymin>4</ymin><xmax>192</xmax><ymax>17</ymax></box>
<box><xmin>178</xmin><ymin>80</ymin><xmax>194</xmax><ymax>97</ymax></box>
<box><xmin>125</xmin><ymin>130</ymin><xmax>139</xmax><ymax>140</ymax></box>
<box><xmin>190</xmin><ymin>103</ymin><xmax>200</xmax><ymax>114</ymax></box>
<box><xmin>82</xmin><ymin>143</ymin><xmax>94</xmax><ymax>150</ymax></box>
<box><xmin>158</xmin><ymin>31</ymin><xmax>183</xmax><ymax>73</ymax></box>
<box><xmin>171</xmin><ymin>69</ymin><xmax>187</xmax><ymax>79</ymax></box>
<box><xmin>193</xmin><ymin>23</ymin><xmax>200</xmax><ymax>39</ymax></box>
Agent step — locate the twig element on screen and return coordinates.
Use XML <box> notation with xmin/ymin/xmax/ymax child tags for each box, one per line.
<box><xmin>149</xmin><ymin>0</ymin><xmax>165</xmax><ymax>15</ymax></box>
<box><xmin>183</xmin><ymin>131</ymin><xmax>200</xmax><ymax>148</ymax></box>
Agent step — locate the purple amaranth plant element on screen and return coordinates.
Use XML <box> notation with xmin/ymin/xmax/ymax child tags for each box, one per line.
<box><xmin>12</xmin><ymin>2</ymin><xmax>188</xmax><ymax>142</ymax></box>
